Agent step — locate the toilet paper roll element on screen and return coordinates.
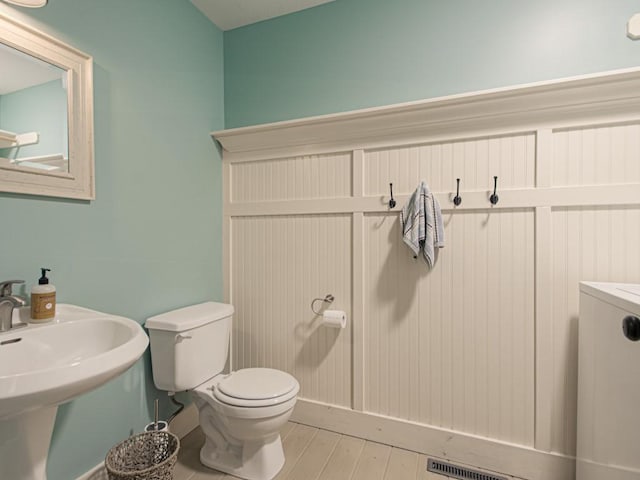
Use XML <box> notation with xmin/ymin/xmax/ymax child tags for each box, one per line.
<box><xmin>322</xmin><ymin>310</ymin><xmax>347</xmax><ymax>329</ymax></box>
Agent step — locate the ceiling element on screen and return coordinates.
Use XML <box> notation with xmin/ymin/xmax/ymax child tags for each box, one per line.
<box><xmin>190</xmin><ymin>0</ymin><xmax>336</xmax><ymax>31</ymax></box>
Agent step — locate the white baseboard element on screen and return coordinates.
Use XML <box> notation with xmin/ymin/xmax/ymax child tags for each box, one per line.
<box><xmin>290</xmin><ymin>398</ymin><xmax>575</xmax><ymax>480</ymax></box>
<box><xmin>75</xmin><ymin>404</ymin><xmax>199</xmax><ymax>480</ymax></box>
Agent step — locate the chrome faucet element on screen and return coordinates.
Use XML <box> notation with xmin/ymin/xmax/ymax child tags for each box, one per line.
<box><xmin>0</xmin><ymin>280</ymin><xmax>27</xmax><ymax>332</ymax></box>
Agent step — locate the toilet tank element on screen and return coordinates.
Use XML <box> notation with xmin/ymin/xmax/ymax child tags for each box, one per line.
<box><xmin>145</xmin><ymin>302</ymin><xmax>234</xmax><ymax>392</ymax></box>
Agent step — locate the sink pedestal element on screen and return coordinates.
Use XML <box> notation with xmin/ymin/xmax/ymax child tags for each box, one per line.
<box><xmin>0</xmin><ymin>406</ymin><xmax>58</xmax><ymax>480</ymax></box>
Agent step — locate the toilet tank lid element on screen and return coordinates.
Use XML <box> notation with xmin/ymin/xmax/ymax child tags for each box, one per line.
<box><xmin>145</xmin><ymin>302</ymin><xmax>234</xmax><ymax>332</ymax></box>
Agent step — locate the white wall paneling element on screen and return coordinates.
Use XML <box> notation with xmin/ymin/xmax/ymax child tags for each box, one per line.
<box><xmin>230</xmin><ymin>214</ymin><xmax>352</xmax><ymax>407</ymax></box>
<box><xmin>217</xmin><ymin>69</ymin><xmax>640</xmax><ymax>480</ymax></box>
<box><xmin>364</xmin><ymin>133</ymin><xmax>536</xmax><ymax>196</ymax></box>
<box><xmin>230</xmin><ymin>152</ymin><xmax>352</xmax><ymax>203</ymax></box>
<box><xmin>552</xmin><ymin>122</ymin><xmax>640</xmax><ymax>187</ymax></box>
<box><xmin>351</xmin><ymin>149</ymin><xmax>365</xmax><ymax>411</ymax></box>
<box><xmin>547</xmin><ymin>206</ymin><xmax>640</xmax><ymax>455</ymax></box>
<box><xmin>223</xmin><ymin>159</ymin><xmax>232</xmax><ymax>304</ymax></box>
<box><xmin>363</xmin><ymin>209</ymin><xmax>534</xmax><ymax>445</ymax></box>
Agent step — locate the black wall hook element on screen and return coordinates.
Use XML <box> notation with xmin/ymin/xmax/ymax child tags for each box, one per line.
<box><xmin>388</xmin><ymin>183</ymin><xmax>396</xmax><ymax>209</ymax></box>
<box><xmin>453</xmin><ymin>178</ymin><xmax>462</xmax><ymax>206</ymax></box>
<box><xmin>490</xmin><ymin>176</ymin><xmax>499</xmax><ymax>205</ymax></box>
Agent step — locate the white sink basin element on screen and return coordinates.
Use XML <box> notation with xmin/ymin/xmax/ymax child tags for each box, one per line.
<box><xmin>0</xmin><ymin>304</ymin><xmax>148</xmax><ymax>420</ymax></box>
<box><xmin>0</xmin><ymin>304</ymin><xmax>148</xmax><ymax>480</ymax></box>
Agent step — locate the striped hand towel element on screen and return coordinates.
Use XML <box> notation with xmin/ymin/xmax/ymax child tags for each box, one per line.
<box><xmin>400</xmin><ymin>181</ymin><xmax>444</xmax><ymax>267</ymax></box>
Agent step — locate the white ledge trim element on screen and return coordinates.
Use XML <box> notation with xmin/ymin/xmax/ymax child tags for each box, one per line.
<box><xmin>212</xmin><ymin>67</ymin><xmax>640</xmax><ymax>160</ymax></box>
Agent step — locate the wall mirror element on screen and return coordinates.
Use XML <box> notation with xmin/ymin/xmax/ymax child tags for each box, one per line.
<box><xmin>0</xmin><ymin>12</ymin><xmax>94</xmax><ymax>199</ymax></box>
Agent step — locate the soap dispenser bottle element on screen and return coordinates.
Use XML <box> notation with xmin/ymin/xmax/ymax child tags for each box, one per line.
<box><xmin>31</xmin><ymin>268</ymin><xmax>56</xmax><ymax>321</ymax></box>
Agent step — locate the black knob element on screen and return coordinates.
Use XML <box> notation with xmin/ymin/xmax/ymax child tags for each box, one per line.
<box><xmin>622</xmin><ymin>315</ymin><xmax>640</xmax><ymax>341</ymax></box>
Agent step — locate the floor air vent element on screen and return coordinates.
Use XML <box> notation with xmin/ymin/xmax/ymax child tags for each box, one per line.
<box><xmin>427</xmin><ymin>458</ymin><xmax>508</xmax><ymax>480</ymax></box>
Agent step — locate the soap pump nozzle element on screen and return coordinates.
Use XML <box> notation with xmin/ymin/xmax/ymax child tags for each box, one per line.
<box><xmin>38</xmin><ymin>268</ymin><xmax>51</xmax><ymax>285</ymax></box>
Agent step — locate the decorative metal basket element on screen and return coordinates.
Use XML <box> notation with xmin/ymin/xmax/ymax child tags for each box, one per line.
<box><xmin>105</xmin><ymin>431</ymin><xmax>180</xmax><ymax>480</ymax></box>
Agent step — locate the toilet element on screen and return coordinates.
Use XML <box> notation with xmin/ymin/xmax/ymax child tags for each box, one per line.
<box><xmin>145</xmin><ymin>302</ymin><xmax>299</xmax><ymax>480</ymax></box>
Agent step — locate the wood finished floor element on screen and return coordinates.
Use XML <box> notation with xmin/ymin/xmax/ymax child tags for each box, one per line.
<box><xmin>174</xmin><ymin>421</ymin><xmax>514</xmax><ymax>480</ymax></box>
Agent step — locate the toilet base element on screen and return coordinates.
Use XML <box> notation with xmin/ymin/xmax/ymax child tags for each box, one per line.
<box><xmin>200</xmin><ymin>433</ymin><xmax>285</xmax><ymax>480</ymax></box>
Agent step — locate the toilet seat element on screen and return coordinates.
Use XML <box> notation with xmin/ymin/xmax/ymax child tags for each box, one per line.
<box><xmin>201</xmin><ymin>368</ymin><xmax>299</xmax><ymax>408</ymax></box>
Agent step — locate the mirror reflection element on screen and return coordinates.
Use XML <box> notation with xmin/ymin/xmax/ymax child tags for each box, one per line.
<box><xmin>0</xmin><ymin>42</ymin><xmax>68</xmax><ymax>173</ymax></box>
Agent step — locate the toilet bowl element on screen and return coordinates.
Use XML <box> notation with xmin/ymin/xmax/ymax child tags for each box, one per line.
<box><xmin>193</xmin><ymin>368</ymin><xmax>299</xmax><ymax>479</ymax></box>
<box><xmin>145</xmin><ymin>302</ymin><xmax>299</xmax><ymax>480</ymax></box>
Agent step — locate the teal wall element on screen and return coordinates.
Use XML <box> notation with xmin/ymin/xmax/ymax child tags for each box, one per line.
<box><xmin>224</xmin><ymin>0</ymin><xmax>640</xmax><ymax>128</ymax></box>
<box><xmin>0</xmin><ymin>79</ymin><xmax>68</xmax><ymax>159</ymax></box>
<box><xmin>0</xmin><ymin>1</ymin><xmax>223</xmax><ymax>479</ymax></box>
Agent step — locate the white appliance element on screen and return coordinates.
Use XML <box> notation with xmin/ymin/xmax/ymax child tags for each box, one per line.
<box><xmin>577</xmin><ymin>282</ymin><xmax>640</xmax><ymax>480</ymax></box>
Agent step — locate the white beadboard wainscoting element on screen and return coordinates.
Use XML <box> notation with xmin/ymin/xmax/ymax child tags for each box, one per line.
<box><xmin>213</xmin><ymin>68</ymin><xmax>640</xmax><ymax>480</ymax></box>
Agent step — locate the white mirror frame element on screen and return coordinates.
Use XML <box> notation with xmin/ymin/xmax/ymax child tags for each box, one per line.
<box><xmin>0</xmin><ymin>12</ymin><xmax>94</xmax><ymax>199</ymax></box>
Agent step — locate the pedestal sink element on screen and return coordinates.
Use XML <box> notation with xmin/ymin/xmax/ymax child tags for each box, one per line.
<box><xmin>0</xmin><ymin>304</ymin><xmax>149</xmax><ymax>480</ymax></box>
